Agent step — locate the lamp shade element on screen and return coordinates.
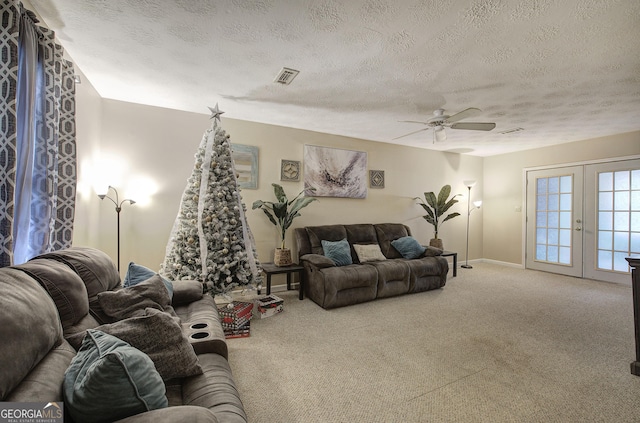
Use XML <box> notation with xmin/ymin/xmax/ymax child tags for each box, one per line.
<box><xmin>473</xmin><ymin>200</ymin><xmax>483</xmax><ymax>208</ymax></box>
<box><xmin>463</xmin><ymin>180</ymin><xmax>477</xmax><ymax>188</ymax></box>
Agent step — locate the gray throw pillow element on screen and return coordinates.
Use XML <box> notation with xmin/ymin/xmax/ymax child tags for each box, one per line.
<box><xmin>64</xmin><ymin>329</ymin><xmax>168</xmax><ymax>423</ymax></box>
<box><xmin>98</xmin><ymin>274</ymin><xmax>177</xmax><ymax>320</ymax></box>
<box><xmin>69</xmin><ymin>308</ymin><xmax>202</xmax><ymax>380</ymax></box>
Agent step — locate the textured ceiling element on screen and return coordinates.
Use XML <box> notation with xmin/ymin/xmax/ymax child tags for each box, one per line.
<box><xmin>29</xmin><ymin>0</ymin><xmax>640</xmax><ymax>156</ymax></box>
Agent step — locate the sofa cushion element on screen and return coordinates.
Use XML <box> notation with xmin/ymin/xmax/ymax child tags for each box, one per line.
<box><xmin>124</xmin><ymin>262</ymin><xmax>173</xmax><ymax>299</ymax></box>
<box><xmin>35</xmin><ymin>247</ymin><xmax>122</xmax><ymax>325</ymax></box>
<box><xmin>0</xmin><ymin>269</ymin><xmax>63</xmax><ymax>400</ymax></box>
<box><xmin>98</xmin><ymin>274</ymin><xmax>177</xmax><ymax>320</ymax></box>
<box><xmin>171</xmin><ymin>280</ymin><xmax>205</xmax><ymax>306</ymax></box>
<box><xmin>64</xmin><ymin>329</ymin><xmax>168</xmax><ymax>423</ymax></box>
<box><xmin>68</xmin><ymin>308</ymin><xmax>202</xmax><ymax>380</ymax></box>
<box><xmin>14</xmin><ymin>258</ymin><xmax>89</xmax><ymax>328</ymax></box>
<box><xmin>306</xmin><ymin>225</ymin><xmax>348</xmax><ymax>255</ymax></box>
<box><xmin>353</xmin><ymin>244</ymin><xmax>387</xmax><ymax>263</ymax></box>
<box><xmin>374</xmin><ymin>224</ymin><xmax>411</xmax><ymax>258</ymax></box>
<box><xmin>322</xmin><ymin>239</ymin><xmax>353</xmax><ymax>266</ymax></box>
<box><xmin>35</xmin><ymin>247</ymin><xmax>121</xmax><ymax>298</ymax></box>
<box><xmin>391</xmin><ymin>236</ymin><xmax>426</xmax><ymax>259</ymax></box>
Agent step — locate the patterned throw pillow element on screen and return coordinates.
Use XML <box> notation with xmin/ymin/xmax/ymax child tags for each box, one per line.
<box><xmin>321</xmin><ymin>238</ymin><xmax>353</xmax><ymax>266</ymax></box>
<box><xmin>391</xmin><ymin>236</ymin><xmax>426</xmax><ymax>259</ymax></box>
<box><xmin>353</xmin><ymin>244</ymin><xmax>387</xmax><ymax>262</ymax></box>
<box><xmin>64</xmin><ymin>330</ymin><xmax>168</xmax><ymax>423</ymax></box>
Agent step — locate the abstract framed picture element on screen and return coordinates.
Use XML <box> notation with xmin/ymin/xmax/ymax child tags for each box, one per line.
<box><xmin>280</xmin><ymin>160</ymin><xmax>300</xmax><ymax>182</ymax></box>
<box><xmin>231</xmin><ymin>144</ymin><xmax>258</xmax><ymax>189</ymax></box>
<box><xmin>303</xmin><ymin>145</ymin><xmax>367</xmax><ymax>198</ymax></box>
<box><xmin>369</xmin><ymin>170</ymin><xmax>385</xmax><ymax>188</ymax></box>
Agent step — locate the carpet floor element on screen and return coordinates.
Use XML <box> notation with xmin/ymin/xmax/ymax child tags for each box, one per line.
<box><xmin>227</xmin><ymin>263</ymin><xmax>640</xmax><ymax>422</ymax></box>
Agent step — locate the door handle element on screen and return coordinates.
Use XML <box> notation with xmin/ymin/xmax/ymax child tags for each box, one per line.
<box><xmin>575</xmin><ymin>226</ymin><xmax>582</xmax><ymax>231</ymax></box>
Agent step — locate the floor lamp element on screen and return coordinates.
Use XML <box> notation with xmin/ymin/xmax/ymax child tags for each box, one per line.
<box><xmin>462</xmin><ymin>180</ymin><xmax>482</xmax><ymax>269</ymax></box>
<box><xmin>99</xmin><ymin>186</ymin><xmax>135</xmax><ymax>272</ymax></box>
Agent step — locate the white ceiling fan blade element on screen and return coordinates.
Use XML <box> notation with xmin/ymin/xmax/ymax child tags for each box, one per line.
<box><xmin>392</xmin><ymin>127</ymin><xmax>429</xmax><ymax>140</ymax></box>
<box><xmin>434</xmin><ymin>126</ymin><xmax>446</xmax><ymax>143</ymax></box>
<box><xmin>450</xmin><ymin>122</ymin><xmax>496</xmax><ymax>131</ymax></box>
<box><xmin>399</xmin><ymin>120</ymin><xmax>429</xmax><ymax>124</ymax></box>
<box><xmin>446</xmin><ymin>107</ymin><xmax>481</xmax><ymax>123</ymax></box>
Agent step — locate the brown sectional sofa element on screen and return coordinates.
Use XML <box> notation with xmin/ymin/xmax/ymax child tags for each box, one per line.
<box><xmin>0</xmin><ymin>247</ymin><xmax>246</xmax><ymax>423</ymax></box>
<box><xmin>295</xmin><ymin>223</ymin><xmax>448</xmax><ymax>309</ymax></box>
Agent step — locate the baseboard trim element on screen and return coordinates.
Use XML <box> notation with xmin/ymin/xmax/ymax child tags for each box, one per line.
<box><xmin>480</xmin><ymin>258</ymin><xmax>524</xmax><ymax>269</ymax></box>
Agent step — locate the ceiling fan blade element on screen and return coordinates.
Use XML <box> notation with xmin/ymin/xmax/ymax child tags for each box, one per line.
<box><xmin>434</xmin><ymin>126</ymin><xmax>446</xmax><ymax>143</ymax></box>
<box><xmin>399</xmin><ymin>120</ymin><xmax>429</xmax><ymax>124</ymax></box>
<box><xmin>450</xmin><ymin>122</ymin><xmax>496</xmax><ymax>131</ymax></box>
<box><xmin>392</xmin><ymin>127</ymin><xmax>429</xmax><ymax>140</ymax></box>
<box><xmin>446</xmin><ymin>107</ymin><xmax>481</xmax><ymax>123</ymax></box>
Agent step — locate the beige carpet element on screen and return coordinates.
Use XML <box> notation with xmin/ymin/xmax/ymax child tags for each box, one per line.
<box><xmin>227</xmin><ymin>263</ymin><xmax>640</xmax><ymax>422</ymax></box>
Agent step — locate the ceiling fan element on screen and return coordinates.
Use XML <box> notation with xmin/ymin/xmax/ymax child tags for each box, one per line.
<box><xmin>393</xmin><ymin>108</ymin><xmax>496</xmax><ymax>143</ymax></box>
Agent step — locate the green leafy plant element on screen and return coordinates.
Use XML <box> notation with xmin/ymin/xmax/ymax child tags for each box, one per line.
<box><xmin>252</xmin><ymin>183</ymin><xmax>317</xmax><ymax>249</ymax></box>
<box><xmin>415</xmin><ymin>185</ymin><xmax>460</xmax><ymax>239</ymax></box>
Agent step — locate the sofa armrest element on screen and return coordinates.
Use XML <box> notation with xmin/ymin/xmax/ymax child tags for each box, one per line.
<box><xmin>115</xmin><ymin>406</ymin><xmax>220</xmax><ymax>423</ymax></box>
<box><xmin>300</xmin><ymin>254</ymin><xmax>336</xmax><ymax>269</ymax></box>
<box><xmin>171</xmin><ymin>280</ymin><xmax>204</xmax><ymax>306</ymax></box>
<box><xmin>423</xmin><ymin>246</ymin><xmax>443</xmax><ymax>257</ymax></box>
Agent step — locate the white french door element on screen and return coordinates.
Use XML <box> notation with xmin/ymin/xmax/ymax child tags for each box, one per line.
<box><xmin>583</xmin><ymin>160</ymin><xmax>640</xmax><ymax>283</ymax></box>
<box><xmin>525</xmin><ymin>158</ymin><xmax>640</xmax><ymax>284</ymax></box>
<box><xmin>526</xmin><ymin>166</ymin><xmax>584</xmax><ymax>277</ymax></box>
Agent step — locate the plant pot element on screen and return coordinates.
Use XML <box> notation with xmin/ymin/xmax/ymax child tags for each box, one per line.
<box><xmin>429</xmin><ymin>238</ymin><xmax>444</xmax><ymax>250</ymax></box>
<box><xmin>274</xmin><ymin>248</ymin><xmax>292</xmax><ymax>267</ymax></box>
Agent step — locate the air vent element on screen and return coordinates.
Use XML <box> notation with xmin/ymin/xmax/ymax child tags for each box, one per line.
<box><xmin>499</xmin><ymin>127</ymin><xmax>524</xmax><ymax>134</ymax></box>
<box><xmin>274</xmin><ymin>67</ymin><xmax>299</xmax><ymax>85</ymax></box>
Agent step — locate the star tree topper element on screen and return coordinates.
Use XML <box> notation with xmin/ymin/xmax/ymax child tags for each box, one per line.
<box><xmin>208</xmin><ymin>103</ymin><xmax>225</xmax><ymax>122</ymax></box>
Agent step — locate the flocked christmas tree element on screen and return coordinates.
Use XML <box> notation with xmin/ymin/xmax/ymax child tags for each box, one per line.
<box><xmin>161</xmin><ymin>104</ymin><xmax>262</xmax><ymax>298</ymax></box>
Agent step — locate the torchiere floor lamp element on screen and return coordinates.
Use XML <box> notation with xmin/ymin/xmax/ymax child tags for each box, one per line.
<box><xmin>462</xmin><ymin>180</ymin><xmax>482</xmax><ymax>269</ymax></box>
<box><xmin>99</xmin><ymin>186</ymin><xmax>135</xmax><ymax>272</ymax></box>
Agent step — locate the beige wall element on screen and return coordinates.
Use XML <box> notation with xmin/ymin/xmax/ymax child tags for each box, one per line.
<box><xmin>74</xmin><ymin>80</ymin><xmax>483</xmax><ymax>275</ymax></box>
<box><xmin>483</xmin><ymin>131</ymin><xmax>640</xmax><ymax>265</ymax></box>
<box><xmin>73</xmin><ymin>77</ymin><xmax>640</xmax><ymax>275</ymax></box>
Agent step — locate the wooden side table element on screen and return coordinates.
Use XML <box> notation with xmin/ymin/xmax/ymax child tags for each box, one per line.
<box><xmin>440</xmin><ymin>251</ymin><xmax>457</xmax><ymax>277</ymax></box>
<box><xmin>261</xmin><ymin>262</ymin><xmax>305</xmax><ymax>300</ymax></box>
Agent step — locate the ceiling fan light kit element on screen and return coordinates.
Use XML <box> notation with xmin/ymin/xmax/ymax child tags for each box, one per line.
<box><xmin>394</xmin><ymin>107</ymin><xmax>496</xmax><ymax>144</ymax></box>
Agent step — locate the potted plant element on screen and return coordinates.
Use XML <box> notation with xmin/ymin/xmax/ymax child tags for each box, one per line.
<box><xmin>415</xmin><ymin>184</ymin><xmax>460</xmax><ymax>250</ymax></box>
<box><xmin>252</xmin><ymin>183</ymin><xmax>317</xmax><ymax>266</ymax></box>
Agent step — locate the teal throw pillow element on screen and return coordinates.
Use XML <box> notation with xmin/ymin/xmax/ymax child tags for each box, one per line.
<box><xmin>321</xmin><ymin>239</ymin><xmax>353</xmax><ymax>266</ymax></box>
<box><xmin>124</xmin><ymin>262</ymin><xmax>173</xmax><ymax>299</ymax></box>
<box><xmin>391</xmin><ymin>236</ymin><xmax>426</xmax><ymax>259</ymax></box>
<box><xmin>63</xmin><ymin>329</ymin><xmax>168</xmax><ymax>423</ymax></box>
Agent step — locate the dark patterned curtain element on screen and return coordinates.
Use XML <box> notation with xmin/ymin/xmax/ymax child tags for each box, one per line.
<box><xmin>0</xmin><ymin>0</ymin><xmax>76</xmax><ymax>267</ymax></box>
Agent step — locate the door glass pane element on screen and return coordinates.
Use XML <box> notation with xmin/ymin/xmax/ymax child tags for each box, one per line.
<box><xmin>600</xmin><ymin>172</ymin><xmax>613</xmax><ymax>191</ymax></box>
<box><xmin>535</xmin><ymin>175</ymin><xmax>572</xmax><ymax>265</ymax></box>
<box><xmin>596</xmin><ymin>169</ymin><xmax>638</xmax><ymax>272</ymax></box>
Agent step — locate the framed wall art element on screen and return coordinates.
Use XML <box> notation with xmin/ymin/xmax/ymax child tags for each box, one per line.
<box><xmin>369</xmin><ymin>170</ymin><xmax>385</xmax><ymax>188</ymax></box>
<box><xmin>303</xmin><ymin>145</ymin><xmax>367</xmax><ymax>199</ymax></box>
<box><xmin>280</xmin><ymin>160</ymin><xmax>300</xmax><ymax>182</ymax></box>
<box><xmin>231</xmin><ymin>144</ymin><xmax>258</xmax><ymax>189</ymax></box>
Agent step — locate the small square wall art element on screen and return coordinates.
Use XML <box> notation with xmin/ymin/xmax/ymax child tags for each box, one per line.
<box><xmin>280</xmin><ymin>160</ymin><xmax>300</xmax><ymax>182</ymax></box>
<box><xmin>369</xmin><ymin>170</ymin><xmax>385</xmax><ymax>188</ymax></box>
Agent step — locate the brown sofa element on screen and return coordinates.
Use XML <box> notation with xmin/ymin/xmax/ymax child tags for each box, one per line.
<box><xmin>295</xmin><ymin>223</ymin><xmax>448</xmax><ymax>309</ymax></box>
<box><xmin>0</xmin><ymin>247</ymin><xmax>246</xmax><ymax>423</ymax></box>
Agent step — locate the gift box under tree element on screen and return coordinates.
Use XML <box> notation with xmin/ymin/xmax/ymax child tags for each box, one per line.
<box><xmin>218</xmin><ymin>301</ymin><xmax>253</xmax><ymax>331</ymax></box>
